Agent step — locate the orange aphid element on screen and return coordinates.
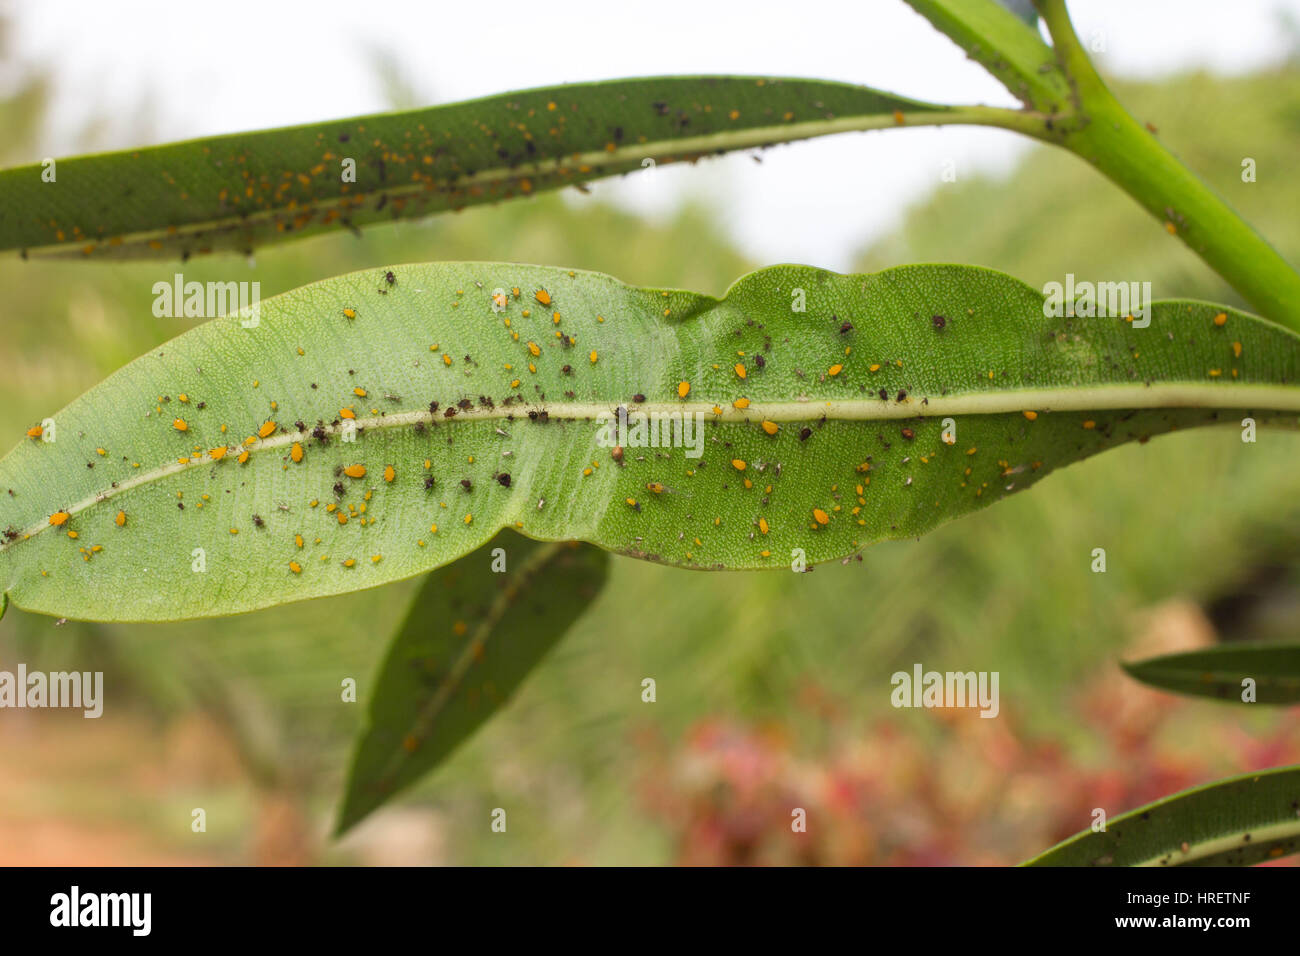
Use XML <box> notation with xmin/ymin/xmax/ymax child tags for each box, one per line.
<box><xmin>733</xmin><ymin>397</ymin><xmax>750</xmax><ymax>410</ymax></box>
<box><xmin>237</xmin><ymin>450</ymin><xmax>250</xmax><ymax>465</ymax></box>
<box><xmin>289</xmin><ymin>561</ymin><xmax>302</xmax><ymax>574</ymax></box>
<box><xmin>812</xmin><ymin>508</ymin><xmax>830</xmax><ymax>526</ymax></box>
<box><xmin>534</xmin><ymin>289</ymin><xmax>552</xmax><ymax>306</ymax></box>
<box><xmin>173</xmin><ymin>418</ymin><xmax>188</xmax><ymax>432</ymax></box>
<box><xmin>342</xmin><ymin>308</ymin><xmax>357</xmax><ymax>319</ymax></box>
<box><xmin>25</xmin><ymin>425</ymin><xmax>42</xmax><ymax>439</ymax></box>
<box><xmin>734</xmin><ymin>363</ymin><xmax>747</xmax><ymax>379</ymax></box>
<box><xmin>761</xmin><ymin>420</ymin><xmax>778</xmax><ymax>435</ymax></box>
<box><xmin>1213</xmin><ymin>312</ymin><xmax>1227</xmax><ymax>327</ymax></box>
<box><xmin>678</xmin><ymin>381</ymin><xmax>691</xmax><ymax>398</ymax></box>
<box><xmin>49</xmin><ymin>511</ymin><xmax>70</xmax><ymax>526</ymax></box>
<box><xmin>758</xmin><ymin>517</ymin><xmax>769</xmax><ymax>534</ymax></box>
<box><xmin>353</xmin><ymin>386</ymin><xmax>367</xmax><ymax>397</ymax></box>
<box><xmin>344</xmin><ymin>464</ymin><xmax>366</xmax><ymax>478</ymax></box>
<box><xmin>291</xmin><ymin>442</ymin><xmax>304</xmax><ymax>463</ymax></box>
<box><xmin>115</xmin><ymin>510</ymin><xmax>126</xmax><ymax>527</ymax></box>
<box><xmin>258</xmin><ymin>420</ymin><xmax>277</xmax><ymax>439</ymax></box>
<box><xmin>383</xmin><ymin>465</ymin><xmax>396</xmax><ymax>483</ymax></box>
<box><xmin>1022</xmin><ymin>411</ymin><xmax>1038</xmax><ymax>421</ymax></box>
<box><xmin>731</xmin><ymin>459</ymin><xmax>747</xmax><ymax>471</ymax></box>
<box><xmin>828</xmin><ymin>364</ymin><xmax>843</xmax><ymax>376</ymax></box>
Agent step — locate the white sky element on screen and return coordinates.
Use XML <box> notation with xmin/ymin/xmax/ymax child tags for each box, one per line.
<box><xmin>8</xmin><ymin>0</ymin><xmax>1300</xmax><ymax>269</ymax></box>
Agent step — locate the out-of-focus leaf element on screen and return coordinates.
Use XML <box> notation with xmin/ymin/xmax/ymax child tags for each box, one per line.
<box><xmin>1121</xmin><ymin>643</ymin><xmax>1300</xmax><ymax>704</ymax></box>
<box><xmin>1025</xmin><ymin>765</ymin><xmax>1300</xmax><ymax>866</ymax></box>
<box><xmin>335</xmin><ymin>531</ymin><xmax>608</xmax><ymax>835</ymax></box>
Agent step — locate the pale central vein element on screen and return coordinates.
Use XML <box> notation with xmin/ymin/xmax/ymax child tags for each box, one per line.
<box><xmin>5</xmin><ymin>380</ymin><xmax>1297</xmax><ymax>552</ymax></box>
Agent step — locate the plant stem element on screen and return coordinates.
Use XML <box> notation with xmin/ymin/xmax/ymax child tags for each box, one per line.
<box><xmin>1035</xmin><ymin>0</ymin><xmax>1300</xmax><ymax>328</ymax></box>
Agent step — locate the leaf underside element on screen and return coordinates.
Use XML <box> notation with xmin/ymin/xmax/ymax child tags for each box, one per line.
<box><xmin>1025</xmin><ymin>765</ymin><xmax>1300</xmax><ymax>866</ymax></box>
<box><xmin>0</xmin><ymin>76</ymin><xmax>947</xmax><ymax>260</ymax></box>
<box><xmin>336</xmin><ymin>530</ymin><xmax>608</xmax><ymax>835</ymax></box>
<box><xmin>1</xmin><ymin>261</ymin><xmax>1298</xmax><ymax>622</ymax></box>
<box><xmin>1122</xmin><ymin>643</ymin><xmax>1300</xmax><ymax>704</ymax></box>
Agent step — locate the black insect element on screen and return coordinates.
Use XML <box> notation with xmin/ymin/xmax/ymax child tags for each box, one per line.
<box><xmin>931</xmin><ymin>314</ymin><xmax>947</xmax><ymax>330</ymax></box>
<box><xmin>460</xmin><ymin>479</ymin><xmax>473</xmax><ymax>492</ymax></box>
<box><xmin>252</xmin><ymin>514</ymin><xmax>264</xmax><ymax>528</ymax></box>
<box><xmin>496</xmin><ymin>473</ymin><xmax>512</xmax><ymax>488</ymax></box>
<box><xmin>423</xmin><ymin>476</ymin><xmax>436</xmax><ymax>490</ymax></box>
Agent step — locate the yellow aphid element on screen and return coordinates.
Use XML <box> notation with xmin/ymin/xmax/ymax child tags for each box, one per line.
<box><xmin>1213</xmin><ymin>312</ymin><xmax>1227</xmax><ymax>326</ymax></box>
<box><xmin>173</xmin><ymin>418</ymin><xmax>188</xmax><ymax>431</ymax></box>
<box><xmin>678</xmin><ymin>381</ymin><xmax>691</xmax><ymax>398</ymax></box>
<box><xmin>443</xmin><ymin>353</ymin><xmax>452</xmax><ymax>366</ymax></box>
<box><xmin>527</xmin><ymin>341</ymin><xmax>541</xmax><ymax>357</ymax></box>
<box><xmin>734</xmin><ymin>363</ymin><xmax>747</xmax><ymax>379</ymax></box>
<box><xmin>206</xmin><ymin>446</ymin><xmax>227</xmax><ymax>461</ymax></box>
<box><xmin>828</xmin><ymin>364</ymin><xmax>843</xmax><ymax>376</ymax></box>
<box><xmin>343</xmin><ymin>558</ymin><xmax>356</xmax><ymax>568</ymax></box>
<box><xmin>344</xmin><ymin>464</ymin><xmax>366</xmax><ymax>478</ymax></box>
<box><xmin>552</xmin><ymin>312</ymin><xmax>561</xmax><ymax>324</ymax></box>
<box><xmin>115</xmin><ymin>510</ymin><xmax>126</xmax><ymax>527</ymax></box>
<box><xmin>647</xmin><ymin>482</ymin><xmax>665</xmax><ymax>494</ymax></box>
<box><xmin>464</xmin><ymin>514</ymin><xmax>473</xmax><ymax>525</ymax></box>
<box><xmin>492</xmin><ymin>291</ymin><xmax>508</xmax><ymax>309</ymax></box>
<box><xmin>759</xmin><ymin>517</ymin><xmax>769</xmax><ymax>534</ymax></box>
<box><xmin>291</xmin><ymin>442</ymin><xmax>304</xmax><ymax>463</ymax></box>
<box><xmin>383</xmin><ymin>465</ymin><xmax>396</xmax><ymax>483</ymax></box>
<box><xmin>731</xmin><ymin>459</ymin><xmax>747</xmax><ymax>471</ymax></box>
<box><xmin>343</xmin><ymin>308</ymin><xmax>357</xmax><ymax>320</ymax></box>
<box><xmin>812</xmin><ymin>508</ymin><xmax>830</xmax><ymax>526</ymax></box>
<box><xmin>178</xmin><ymin>393</ymin><xmax>189</xmax><ymax>403</ymax></box>
<box><xmin>589</xmin><ymin>350</ymin><xmax>598</xmax><ymax>364</ymax></box>
<box><xmin>237</xmin><ymin>450</ymin><xmax>250</xmax><ymax>465</ymax></box>
<box><xmin>229</xmin><ymin>528</ymin><xmax>239</xmax><ymax>535</ymax></box>
<box><xmin>1165</xmin><ymin>222</ymin><xmax>1177</xmax><ymax>235</ymax></box>
<box><xmin>371</xmin><ymin>554</ymin><xmax>382</xmax><ymax>564</ymax></box>
<box><xmin>1232</xmin><ymin>341</ymin><xmax>1242</xmax><ymax>357</ymax></box>
<box><xmin>353</xmin><ymin>386</ymin><xmax>367</xmax><ymax>397</ymax></box>
<box><xmin>258</xmin><ymin>420</ymin><xmax>277</xmax><ymax>439</ymax></box>
<box><xmin>761</xmin><ymin>420</ymin><xmax>778</xmax><ymax>436</ymax></box>
<box><xmin>869</xmin><ymin>364</ymin><xmax>881</xmax><ymax>372</ymax></box>
<box><xmin>1083</xmin><ymin>420</ymin><xmax>1096</xmax><ymax>430</ymax></box>
<box><xmin>26</xmin><ymin>425</ymin><xmax>42</xmax><ymax>439</ymax></box>
<box><xmin>289</xmin><ymin>561</ymin><xmax>302</xmax><ymax>574</ymax></box>
<box><xmin>49</xmin><ymin>511</ymin><xmax>70</xmax><ymax>527</ymax></box>
<box><xmin>534</xmin><ymin>289</ymin><xmax>552</xmax><ymax>306</ymax></box>
<box><xmin>96</xmin><ymin>447</ymin><xmax>107</xmax><ymax>456</ymax></box>
<box><xmin>430</xmin><ymin>523</ymin><xmax>438</xmax><ymax>534</ymax></box>
<box><xmin>295</xmin><ymin>534</ymin><xmax>304</xmax><ymax>549</ymax></box>
<box><xmin>733</xmin><ymin>397</ymin><xmax>750</xmax><ymax>410</ymax></box>
<box><xmin>338</xmin><ymin>512</ymin><xmax>349</xmax><ymax>525</ymax></box>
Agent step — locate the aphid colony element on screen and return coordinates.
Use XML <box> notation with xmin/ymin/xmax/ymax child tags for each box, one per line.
<box><xmin>9</xmin><ymin>265</ymin><xmax>1205</xmax><ymax>577</ymax></box>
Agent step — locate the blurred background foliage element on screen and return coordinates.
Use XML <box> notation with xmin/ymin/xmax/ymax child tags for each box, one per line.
<box><xmin>2</xmin><ymin>19</ymin><xmax>1299</xmax><ymax>865</ymax></box>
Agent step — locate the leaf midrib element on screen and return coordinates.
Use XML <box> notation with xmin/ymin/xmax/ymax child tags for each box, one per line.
<box><xmin>4</xmin><ymin>380</ymin><xmax>1297</xmax><ymax>554</ymax></box>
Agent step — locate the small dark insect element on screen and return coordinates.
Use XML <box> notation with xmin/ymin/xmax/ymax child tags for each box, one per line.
<box><xmin>896</xmin><ymin>390</ymin><xmax>907</xmax><ymax>402</ymax></box>
<box><xmin>295</xmin><ymin>421</ymin><xmax>306</xmax><ymax>432</ymax></box>
<box><xmin>333</xmin><ymin>482</ymin><xmax>345</xmax><ymax>497</ymax></box>
<box><xmin>931</xmin><ymin>314</ymin><xmax>947</xmax><ymax>330</ymax></box>
<box><xmin>799</xmin><ymin>427</ymin><xmax>812</xmax><ymax>442</ymax></box>
<box><xmin>197</xmin><ymin>402</ymin><xmax>206</xmax><ymax>410</ymax></box>
<box><xmin>460</xmin><ymin>479</ymin><xmax>473</xmax><ymax>492</ymax></box>
<box><xmin>878</xmin><ymin>389</ymin><xmax>889</xmax><ymax>401</ymax></box>
<box><xmin>429</xmin><ymin>400</ymin><xmax>440</xmax><ymax>414</ymax></box>
<box><xmin>561</xmin><ymin>365</ymin><xmax>572</xmax><ymax>376</ymax></box>
<box><xmin>632</xmin><ymin>393</ymin><xmax>646</xmax><ymax>403</ymax></box>
<box><xmin>423</xmin><ymin>476</ymin><xmax>436</xmax><ymax>490</ymax></box>
<box><xmin>444</xmin><ymin>408</ymin><xmax>458</xmax><ymax>419</ymax></box>
<box><xmin>457</xmin><ymin>398</ymin><xmax>472</xmax><ymax>411</ymax></box>
<box><xmin>252</xmin><ymin>514</ymin><xmax>264</xmax><ymax>528</ymax></box>
<box><xmin>612</xmin><ymin>445</ymin><xmax>624</xmax><ymax>462</ymax></box>
<box><xmin>177</xmin><ymin>502</ymin><xmax>184</xmax><ymax>511</ymax></box>
<box><xmin>496</xmin><ymin>473</ymin><xmax>512</xmax><ymax>487</ymax></box>
<box><xmin>754</xmin><ymin>354</ymin><xmax>765</xmax><ymax>369</ymax></box>
<box><xmin>840</xmin><ymin>321</ymin><xmax>854</xmax><ymax>335</ymax></box>
<box><xmin>901</xmin><ymin>428</ymin><xmax>915</xmax><ymax>441</ymax></box>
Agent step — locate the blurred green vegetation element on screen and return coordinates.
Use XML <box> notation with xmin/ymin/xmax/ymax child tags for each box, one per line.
<box><xmin>3</xmin><ymin>30</ymin><xmax>1300</xmax><ymax>864</ymax></box>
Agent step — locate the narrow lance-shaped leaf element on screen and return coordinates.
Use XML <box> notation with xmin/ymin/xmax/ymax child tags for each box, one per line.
<box><xmin>336</xmin><ymin>530</ymin><xmax>608</xmax><ymax>835</ymax></box>
<box><xmin>1121</xmin><ymin>643</ymin><xmax>1300</xmax><ymax>705</ymax></box>
<box><xmin>2</xmin><ymin>262</ymin><xmax>1299</xmax><ymax>622</ymax></box>
<box><xmin>1024</xmin><ymin>765</ymin><xmax>1300</xmax><ymax>866</ymax></box>
<box><xmin>0</xmin><ymin>76</ymin><xmax>964</xmax><ymax>260</ymax></box>
<box><xmin>903</xmin><ymin>0</ymin><xmax>1071</xmax><ymax>110</ymax></box>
